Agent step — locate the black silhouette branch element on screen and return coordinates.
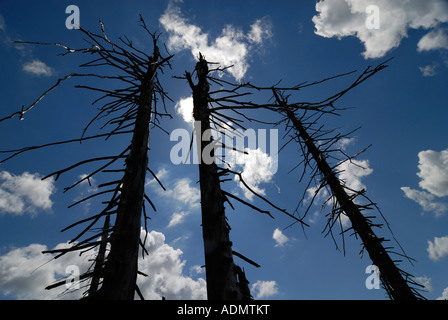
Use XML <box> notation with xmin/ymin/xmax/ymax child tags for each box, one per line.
<box><xmin>269</xmin><ymin>65</ymin><xmax>425</xmax><ymax>300</ymax></box>
<box><xmin>3</xmin><ymin>18</ymin><xmax>173</xmax><ymax>300</ymax></box>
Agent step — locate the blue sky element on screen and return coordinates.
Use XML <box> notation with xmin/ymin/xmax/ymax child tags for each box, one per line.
<box><xmin>0</xmin><ymin>0</ymin><xmax>448</xmax><ymax>300</ymax></box>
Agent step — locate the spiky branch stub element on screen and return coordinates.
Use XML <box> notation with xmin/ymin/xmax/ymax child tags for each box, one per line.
<box><xmin>0</xmin><ymin>16</ymin><xmax>173</xmax><ymax>299</ymax></box>
<box><xmin>186</xmin><ymin>54</ymin><xmax>249</xmax><ymax>300</ymax></box>
<box><xmin>183</xmin><ymin>53</ymin><xmax>308</xmax><ymax>300</ymax></box>
<box><xmin>267</xmin><ymin>61</ymin><xmax>425</xmax><ymax>300</ymax></box>
<box><xmin>198</xmin><ymin>58</ymin><xmax>425</xmax><ymax>300</ymax></box>
<box><xmin>1</xmin><ymin>16</ymin><xmax>425</xmax><ymax>300</ymax></box>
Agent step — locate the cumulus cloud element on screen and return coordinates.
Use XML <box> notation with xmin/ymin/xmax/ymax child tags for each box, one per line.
<box><xmin>159</xmin><ymin>4</ymin><xmax>272</xmax><ymax>81</ymax></box>
<box><xmin>148</xmin><ymin>171</ymin><xmax>200</xmax><ymax>210</ymax></box>
<box><xmin>337</xmin><ymin>159</ymin><xmax>373</xmax><ymax>193</ymax></box>
<box><xmin>336</xmin><ymin>137</ymin><xmax>357</xmax><ymax>151</ymax></box>
<box><xmin>0</xmin><ymin>242</ymin><xmax>91</xmax><ymax>300</ymax></box>
<box><xmin>172</xmin><ymin>113</ymin><xmax>278</xmax><ymax>203</ymax></box>
<box><xmin>401</xmin><ymin>187</ymin><xmax>447</xmax><ymax>217</ymax></box>
<box><xmin>251</xmin><ymin>280</ymin><xmax>279</xmax><ymax>299</ymax></box>
<box><xmin>427</xmin><ymin>235</ymin><xmax>448</xmax><ymax>262</ymax></box>
<box><xmin>438</xmin><ymin>287</ymin><xmax>448</xmax><ymax>300</ymax></box>
<box><xmin>22</xmin><ymin>60</ymin><xmax>55</xmax><ymax>77</ymax></box>
<box><xmin>231</xmin><ymin>148</ymin><xmax>277</xmax><ymax>201</ymax></box>
<box><xmin>0</xmin><ymin>171</ymin><xmax>55</xmax><ymax>216</ymax></box>
<box><xmin>137</xmin><ymin>230</ymin><xmax>206</xmax><ymax>300</ymax></box>
<box><xmin>272</xmin><ymin>228</ymin><xmax>289</xmax><ymax>247</ymax></box>
<box><xmin>417</xmin><ymin>149</ymin><xmax>448</xmax><ymax>197</ymax></box>
<box><xmin>147</xmin><ymin>173</ymin><xmax>200</xmax><ymax>228</ymax></box>
<box><xmin>169</xmin><ymin>178</ymin><xmax>201</xmax><ymax>209</ymax></box>
<box><xmin>417</xmin><ymin>28</ymin><xmax>448</xmax><ymax>52</ymax></box>
<box><xmin>312</xmin><ymin>0</ymin><xmax>448</xmax><ymax>59</ymax></box>
<box><xmin>146</xmin><ymin>168</ymin><xmax>168</xmax><ymax>188</ymax></box>
<box><xmin>175</xmin><ymin>96</ymin><xmax>194</xmax><ymax>124</ymax></box>
<box><xmin>0</xmin><ymin>229</ymin><xmax>207</xmax><ymax>300</ymax></box>
<box><xmin>402</xmin><ymin>148</ymin><xmax>448</xmax><ymax>217</ymax></box>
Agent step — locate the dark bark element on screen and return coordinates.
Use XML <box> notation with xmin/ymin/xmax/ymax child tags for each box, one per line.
<box><xmin>187</xmin><ymin>54</ymin><xmax>250</xmax><ymax>300</ymax></box>
<box><xmin>276</xmin><ymin>92</ymin><xmax>417</xmax><ymax>300</ymax></box>
<box><xmin>91</xmin><ymin>58</ymin><xmax>157</xmax><ymax>300</ymax></box>
<box><xmin>4</xmin><ymin>21</ymin><xmax>175</xmax><ymax>300</ymax></box>
<box><xmin>88</xmin><ymin>215</ymin><xmax>110</xmax><ymax>295</ymax></box>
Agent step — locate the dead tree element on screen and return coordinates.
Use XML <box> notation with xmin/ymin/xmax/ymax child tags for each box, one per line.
<box><xmin>182</xmin><ymin>54</ymin><xmax>306</xmax><ymax>300</ymax></box>
<box><xmin>1</xmin><ymin>15</ymin><xmax>423</xmax><ymax>300</ymax></box>
<box><xmin>268</xmin><ymin>61</ymin><xmax>425</xmax><ymax>300</ymax></box>
<box><xmin>185</xmin><ymin>54</ymin><xmax>251</xmax><ymax>300</ymax></box>
<box><xmin>0</xmin><ymin>17</ymin><xmax>173</xmax><ymax>299</ymax></box>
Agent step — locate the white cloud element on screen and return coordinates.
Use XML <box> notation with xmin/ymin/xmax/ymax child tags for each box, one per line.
<box><xmin>312</xmin><ymin>0</ymin><xmax>448</xmax><ymax>59</ymax></box>
<box><xmin>251</xmin><ymin>280</ymin><xmax>279</xmax><ymax>299</ymax></box>
<box><xmin>417</xmin><ymin>28</ymin><xmax>448</xmax><ymax>52</ymax></box>
<box><xmin>148</xmin><ymin>174</ymin><xmax>200</xmax><ymax>210</ymax></box>
<box><xmin>189</xmin><ymin>265</ymin><xmax>204</xmax><ymax>275</ymax></box>
<box><xmin>0</xmin><ymin>15</ymin><xmax>32</xmax><ymax>57</ymax></box>
<box><xmin>302</xmin><ymin>159</ymin><xmax>371</xmax><ymax>227</ymax></box>
<box><xmin>175</xmin><ymin>96</ymin><xmax>194</xmax><ymax>123</ymax></box>
<box><xmin>137</xmin><ymin>230</ymin><xmax>207</xmax><ymax>300</ymax></box>
<box><xmin>0</xmin><ymin>242</ymin><xmax>91</xmax><ymax>300</ymax></box>
<box><xmin>0</xmin><ymin>171</ymin><xmax>55</xmax><ymax>216</ymax></box>
<box><xmin>427</xmin><ymin>235</ymin><xmax>448</xmax><ymax>262</ymax></box>
<box><xmin>248</xmin><ymin>17</ymin><xmax>273</xmax><ymax>44</ymax></box>
<box><xmin>417</xmin><ymin>149</ymin><xmax>448</xmax><ymax>197</ymax></box>
<box><xmin>231</xmin><ymin>148</ymin><xmax>277</xmax><ymax>201</ymax></box>
<box><xmin>146</xmin><ymin>168</ymin><xmax>168</xmax><ymax>188</ymax></box>
<box><xmin>272</xmin><ymin>228</ymin><xmax>289</xmax><ymax>247</ymax></box>
<box><xmin>401</xmin><ymin>148</ymin><xmax>448</xmax><ymax>216</ymax></box>
<box><xmin>401</xmin><ymin>187</ymin><xmax>447</xmax><ymax>217</ymax></box>
<box><xmin>77</xmin><ymin>174</ymin><xmax>96</xmax><ymax>187</ymax></box>
<box><xmin>168</xmin><ymin>211</ymin><xmax>190</xmax><ymax>228</ymax></box>
<box><xmin>415</xmin><ymin>276</ymin><xmax>433</xmax><ymax>292</ymax></box>
<box><xmin>22</xmin><ymin>60</ymin><xmax>55</xmax><ymax>77</ymax></box>
<box><xmin>146</xmin><ymin>171</ymin><xmax>200</xmax><ymax>228</ymax></box>
<box><xmin>333</xmin><ymin>159</ymin><xmax>372</xmax><ymax>227</ymax></box>
<box><xmin>0</xmin><ymin>229</ymin><xmax>207</xmax><ymax>300</ymax></box>
<box><xmin>419</xmin><ymin>64</ymin><xmax>438</xmax><ymax>77</ymax></box>
<box><xmin>304</xmin><ymin>186</ymin><xmax>330</xmax><ymax>206</ymax></box>
<box><xmin>307</xmin><ymin>210</ymin><xmax>321</xmax><ymax>225</ymax></box>
<box><xmin>336</xmin><ymin>137</ymin><xmax>356</xmax><ymax>150</ymax></box>
<box><xmin>170</xmin><ymin>178</ymin><xmax>200</xmax><ymax>209</ymax></box>
<box><xmin>337</xmin><ymin>159</ymin><xmax>373</xmax><ymax>193</ymax></box>
<box><xmin>159</xmin><ymin>4</ymin><xmax>272</xmax><ymax>81</ymax></box>
<box><xmin>438</xmin><ymin>287</ymin><xmax>448</xmax><ymax>300</ymax></box>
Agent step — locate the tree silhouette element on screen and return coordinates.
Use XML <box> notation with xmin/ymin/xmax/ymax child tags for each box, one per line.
<box><xmin>1</xmin><ymin>17</ymin><xmax>173</xmax><ymax>300</ymax></box>
<box><xmin>183</xmin><ymin>53</ymin><xmax>306</xmax><ymax>299</ymax></box>
<box><xmin>0</xmin><ymin>17</ymin><xmax>425</xmax><ymax>301</ymax></box>
<box><xmin>267</xmin><ymin>62</ymin><xmax>425</xmax><ymax>300</ymax></box>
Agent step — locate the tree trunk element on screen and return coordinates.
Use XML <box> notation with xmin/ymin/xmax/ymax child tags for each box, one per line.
<box><xmin>92</xmin><ymin>59</ymin><xmax>157</xmax><ymax>300</ymax></box>
<box><xmin>280</xmin><ymin>100</ymin><xmax>417</xmax><ymax>300</ymax></box>
<box><xmin>88</xmin><ymin>215</ymin><xmax>110</xmax><ymax>295</ymax></box>
<box><xmin>188</xmin><ymin>54</ymin><xmax>250</xmax><ymax>300</ymax></box>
